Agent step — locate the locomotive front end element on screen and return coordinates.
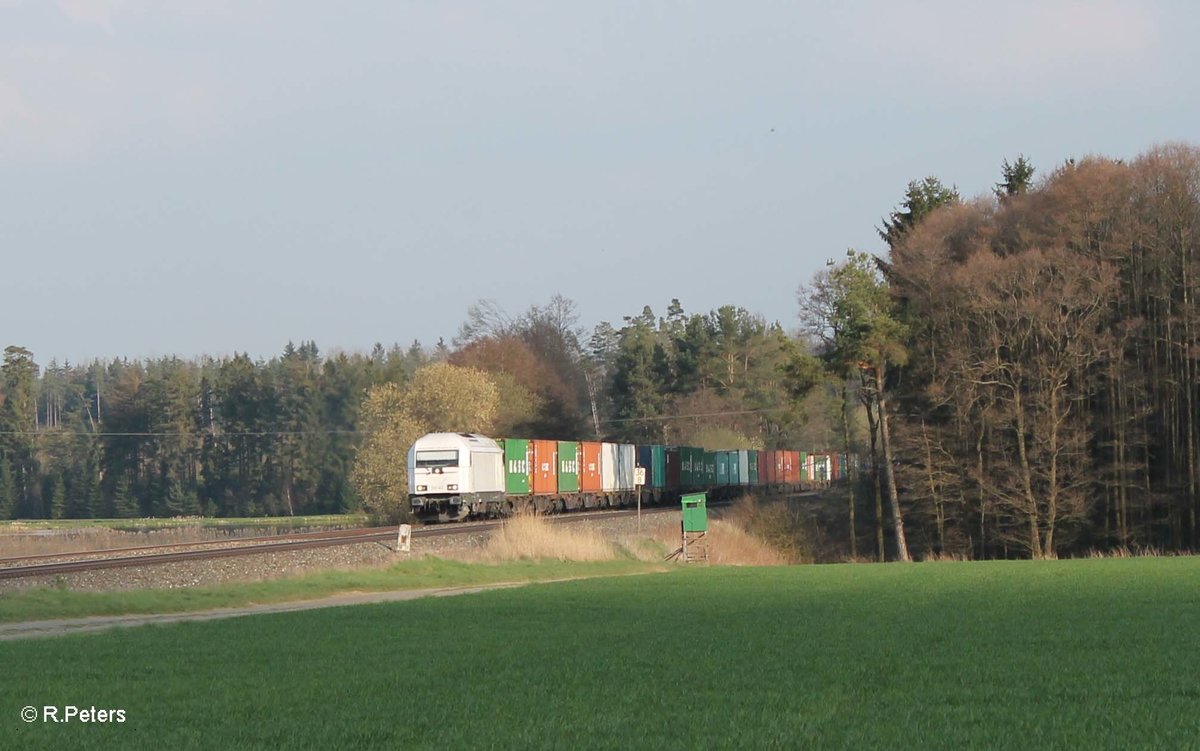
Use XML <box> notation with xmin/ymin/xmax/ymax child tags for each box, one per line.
<box><xmin>407</xmin><ymin>432</ymin><xmax>505</xmax><ymax>521</ymax></box>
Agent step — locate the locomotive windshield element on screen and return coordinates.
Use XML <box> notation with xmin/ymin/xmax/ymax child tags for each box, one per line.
<box><xmin>415</xmin><ymin>450</ymin><xmax>458</xmax><ymax>469</ymax></box>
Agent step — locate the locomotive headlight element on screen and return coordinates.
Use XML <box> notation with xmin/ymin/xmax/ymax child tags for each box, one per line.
<box><xmin>416</xmin><ymin>485</ymin><xmax>427</xmax><ymax>492</ymax></box>
<box><xmin>447</xmin><ymin>484</ymin><xmax>458</xmax><ymax>491</ymax></box>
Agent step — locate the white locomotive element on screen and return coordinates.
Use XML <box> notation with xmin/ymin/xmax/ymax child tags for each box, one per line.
<box><xmin>407</xmin><ymin>432</ymin><xmax>506</xmax><ymax>520</ymax></box>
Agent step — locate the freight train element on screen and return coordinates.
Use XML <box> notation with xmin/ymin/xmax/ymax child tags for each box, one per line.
<box><xmin>406</xmin><ymin>432</ymin><xmax>850</xmax><ymax>522</ymax></box>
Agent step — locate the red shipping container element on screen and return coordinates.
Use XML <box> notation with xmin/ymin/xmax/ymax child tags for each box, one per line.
<box><xmin>665</xmin><ymin>448</ymin><xmax>681</xmax><ymax>490</ymax></box>
<box><xmin>830</xmin><ymin>453</ymin><xmax>840</xmax><ymax>483</ymax></box>
<box><xmin>579</xmin><ymin>441</ymin><xmax>602</xmax><ymax>492</ymax></box>
<box><xmin>783</xmin><ymin>451</ymin><xmax>798</xmax><ymax>484</ymax></box>
<box><xmin>774</xmin><ymin>452</ymin><xmax>786</xmax><ymax>485</ymax></box>
<box><xmin>531</xmin><ymin>439</ymin><xmax>558</xmax><ymax>495</ymax></box>
<box><xmin>757</xmin><ymin>451</ymin><xmax>769</xmax><ymax>486</ymax></box>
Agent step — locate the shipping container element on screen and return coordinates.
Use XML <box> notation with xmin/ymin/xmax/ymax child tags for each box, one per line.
<box><xmin>636</xmin><ymin>445</ymin><xmax>652</xmax><ymax>487</ymax></box>
<box><xmin>651</xmin><ymin>445</ymin><xmax>667</xmax><ymax>489</ymax></box>
<box><xmin>757</xmin><ymin>450</ymin><xmax>769</xmax><ymax>486</ymax></box>
<box><xmin>530</xmin><ymin>439</ymin><xmax>558</xmax><ymax>495</ymax></box>
<box><xmin>679</xmin><ymin>446</ymin><xmax>702</xmax><ymax>488</ymax></box>
<box><xmin>729</xmin><ymin>452</ymin><xmax>741</xmax><ymax>485</ymax></box>
<box><xmin>557</xmin><ymin>441</ymin><xmax>579</xmax><ymax>493</ymax></box>
<box><xmin>773</xmin><ymin>451</ymin><xmax>785</xmax><ymax>485</ymax></box>
<box><xmin>736</xmin><ymin>450</ymin><xmax>751</xmax><ymax>486</ymax></box>
<box><xmin>636</xmin><ymin>445</ymin><xmax>668</xmax><ymax>489</ymax></box>
<box><xmin>747</xmin><ymin>450</ymin><xmax>759</xmax><ymax>485</ymax></box>
<box><xmin>618</xmin><ymin>443</ymin><xmax>636</xmax><ymax>490</ymax></box>
<box><xmin>800</xmin><ymin>451</ymin><xmax>810</xmax><ymax>483</ymax></box>
<box><xmin>665</xmin><ymin>447</ymin><xmax>681</xmax><ymax>490</ymax></box>
<box><xmin>579</xmin><ymin>441</ymin><xmax>602</xmax><ymax>492</ymax></box>
<box><xmin>692</xmin><ymin>447</ymin><xmax>707</xmax><ymax>487</ymax></box>
<box><xmin>704</xmin><ymin>452</ymin><xmax>716</xmax><ymax>486</ymax></box>
<box><xmin>601</xmin><ymin>443</ymin><xmax>636</xmax><ymax>492</ymax></box>
<box><xmin>783</xmin><ymin>450</ymin><xmax>800</xmax><ymax>485</ymax></box>
<box><xmin>499</xmin><ymin>438</ymin><xmax>531</xmax><ymax>495</ymax></box>
<box><xmin>715</xmin><ymin>451</ymin><xmax>730</xmax><ymax>485</ymax></box>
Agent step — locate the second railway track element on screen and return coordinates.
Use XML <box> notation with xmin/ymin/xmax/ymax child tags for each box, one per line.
<box><xmin>0</xmin><ymin>506</ymin><xmax>681</xmax><ymax>582</ymax></box>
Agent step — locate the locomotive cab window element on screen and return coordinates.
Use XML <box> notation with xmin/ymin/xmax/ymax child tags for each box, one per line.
<box><xmin>415</xmin><ymin>450</ymin><xmax>458</xmax><ymax>468</ymax></box>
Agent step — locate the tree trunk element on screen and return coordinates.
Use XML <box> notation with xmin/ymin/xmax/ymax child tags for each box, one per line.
<box><xmin>1012</xmin><ymin>389</ymin><xmax>1044</xmax><ymax>558</ymax></box>
<box><xmin>875</xmin><ymin>365</ymin><xmax>910</xmax><ymax>562</ymax></box>
<box><xmin>841</xmin><ymin>381</ymin><xmax>857</xmax><ymax>559</ymax></box>
<box><xmin>921</xmin><ymin>420</ymin><xmax>944</xmax><ymax>552</ymax></box>
<box><xmin>865</xmin><ymin>395</ymin><xmax>885</xmax><ymax>562</ymax></box>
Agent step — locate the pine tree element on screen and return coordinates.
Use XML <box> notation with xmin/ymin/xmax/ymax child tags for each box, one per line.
<box><xmin>49</xmin><ymin>475</ymin><xmax>66</xmax><ymax>520</ymax></box>
<box><xmin>878</xmin><ymin>177</ymin><xmax>960</xmax><ymax>249</ymax></box>
<box><xmin>114</xmin><ymin>476</ymin><xmax>138</xmax><ymax>519</ymax></box>
<box><xmin>0</xmin><ymin>458</ymin><xmax>15</xmax><ymax>520</ymax></box>
<box><xmin>995</xmin><ymin>155</ymin><xmax>1036</xmax><ymax>198</ymax></box>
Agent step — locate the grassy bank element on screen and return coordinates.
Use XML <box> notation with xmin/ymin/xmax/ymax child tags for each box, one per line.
<box><xmin>4</xmin><ymin>557</ymin><xmax>1200</xmax><ymax>749</ymax></box>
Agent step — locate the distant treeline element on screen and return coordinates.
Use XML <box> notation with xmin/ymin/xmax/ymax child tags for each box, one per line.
<box><xmin>0</xmin><ymin>298</ymin><xmax>823</xmax><ymax>522</ymax></box>
<box><xmin>0</xmin><ymin>341</ymin><xmax>430</xmax><ymax>519</ymax></box>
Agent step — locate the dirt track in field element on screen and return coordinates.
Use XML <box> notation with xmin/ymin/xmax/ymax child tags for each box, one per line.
<box><xmin>0</xmin><ymin>581</ymin><xmax>536</xmax><ymax>641</ymax></box>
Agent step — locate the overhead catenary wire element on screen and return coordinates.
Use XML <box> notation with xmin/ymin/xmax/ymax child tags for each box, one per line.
<box><xmin>0</xmin><ymin>407</ymin><xmax>794</xmax><ymax>437</ymax></box>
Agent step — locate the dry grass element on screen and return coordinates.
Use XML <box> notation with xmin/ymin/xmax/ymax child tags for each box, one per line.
<box><xmin>455</xmin><ymin>511</ymin><xmax>788</xmax><ymax>566</ymax></box>
<box><xmin>472</xmin><ymin>514</ymin><xmax>619</xmax><ymax>562</ymax></box>
<box><xmin>1086</xmin><ymin>545</ymin><xmax>1172</xmax><ymax>559</ymax></box>
<box><xmin>718</xmin><ymin>495</ymin><xmax>813</xmax><ymax>563</ymax></box>
<box><xmin>0</xmin><ymin>525</ymin><xmax>278</xmax><ymax>558</ymax></box>
<box><xmin>647</xmin><ymin>517</ymin><xmax>789</xmax><ymax>566</ymax></box>
<box><xmin>919</xmin><ymin>551</ymin><xmax>973</xmax><ymax>562</ymax></box>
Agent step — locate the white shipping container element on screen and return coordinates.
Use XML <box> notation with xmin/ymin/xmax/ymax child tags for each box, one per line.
<box><xmin>737</xmin><ymin>450</ymin><xmax>750</xmax><ymax>486</ymax></box>
<box><xmin>600</xmin><ymin>442</ymin><xmax>619</xmax><ymax>492</ymax></box>
<box><xmin>813</xmin><ymin>455</ymin><xmax>831</xmax><ymax>482</ymax></box>
<box><xmin>600</xmin><ymin>443</ymin><xmax>637</xmax><ymax>491</ymax></box>
<box><xmin>616</xmin><ymin>444</ymin><xmax>636</xmax><ymax>490</ymax></box>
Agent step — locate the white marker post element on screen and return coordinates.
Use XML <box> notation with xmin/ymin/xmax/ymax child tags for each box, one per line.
<box><xmin>634</xmin><ymin>467</ymin><xmax>646</xmax><ymax>531</ymax></box>
<box><xmin>397</xmin><ymin>523</ymin><xmax>412</xmax><ymax>553</ymax></box>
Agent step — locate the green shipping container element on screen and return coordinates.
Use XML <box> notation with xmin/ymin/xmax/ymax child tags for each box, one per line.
<box><xmin>557</xmin><ymin>441</ymin><xmax>579</xmax><ymax>493</ymax></box>
<box><xmin>637</xmin><ymin>445</ymin><xmax>668</xmax><ymax>489</ymax></box>
<box><xmin>747</xmin><ymin>450</ymin><xmax>759</xmax><ymax>485</ymax></box>
<box><xmin>679</xmin><ymin>446</ymin><xmax>694</xmax><ymax>487</ymax></box>
<box><xmin>715</xmin><ymin>451</ymin><xmax>730</xmax><ymax>485</ymax></box>
<box><xmin>651</xmin><ymin>445</ymin><xmax>667</xmax><ymax>489</ymax></box>
<box><xmin>729</xmin><ymin>453</ymin><xmax>741</xmax><ymax>485</ymax></box>
<box><xmin>704</xmin><ymin>452</ymin><xmax>716</xmax><ymax>485</ymax></box>
<box><xmin>687</xmin><ymin>447</ymin><xmax>705</xmax><ymax>487</ymax></box>
<box><xmin>500</xmin><ymin>438</ymin><xmax>531</xmax><ymax>495</ymax></box>
<box><xmin>800</xmin><ymin>451</ymin><xmax>808</xmax><ymax>482</ymax></box>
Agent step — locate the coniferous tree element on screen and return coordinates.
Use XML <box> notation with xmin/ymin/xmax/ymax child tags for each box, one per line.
<box><xmin>995</xmin><ymin>155</ymin><xmax>1035</xmax><ymax>198</ymax></box>
<box><xmin>878</xmin><ymin>176</ymin><xmax>960</xmax><ymax>250</ymax></box>
<box><xmin>113</xmin><ymin>476</ymin><xmax>138</xmax><ymax>519</ymax></box>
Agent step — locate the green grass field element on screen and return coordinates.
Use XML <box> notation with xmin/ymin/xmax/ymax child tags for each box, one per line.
<box><xmin>0</xmin><ymin>558</ymin><xmax>658</xmax><ymax>623</ymax></box>
<box><xmin>5</xmin><ymin>558</ymin><xmax>1200</xmax><ymax>749</ymax></box>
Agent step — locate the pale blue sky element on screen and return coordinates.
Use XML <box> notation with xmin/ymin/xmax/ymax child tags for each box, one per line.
<box><xmin>2</xmin><ymin>1</ymin><xmax>1196</xmax><ymax>363</ymax></box>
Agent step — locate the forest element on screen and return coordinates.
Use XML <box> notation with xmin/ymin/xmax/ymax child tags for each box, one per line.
<box><xmin>3</xmin><ymin>141</ymin><xmax>1200</xmax><ymax>560</ymax></box>
<box><xmin>0</xmin><ymin>298</ymin><xmax>821</xmax><ymax>522</ymax></box>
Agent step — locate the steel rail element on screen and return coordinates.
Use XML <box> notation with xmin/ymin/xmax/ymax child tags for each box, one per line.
<box><xmin>0</xmin><ymin>505</ymin><xmax>680</xmax><ymax>581</ymax></box>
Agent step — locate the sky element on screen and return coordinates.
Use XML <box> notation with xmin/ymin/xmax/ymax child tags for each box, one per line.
<box><xmin>2</xmin><ymin>0</ymin><xmax>1197</xmax><ymax>364</ymax></box>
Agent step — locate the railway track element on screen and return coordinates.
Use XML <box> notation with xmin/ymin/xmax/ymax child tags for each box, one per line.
<box><xmin>0</xmin><ymin>506</ymin><xmax>679</xmax><ymax>581</ymax></box>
